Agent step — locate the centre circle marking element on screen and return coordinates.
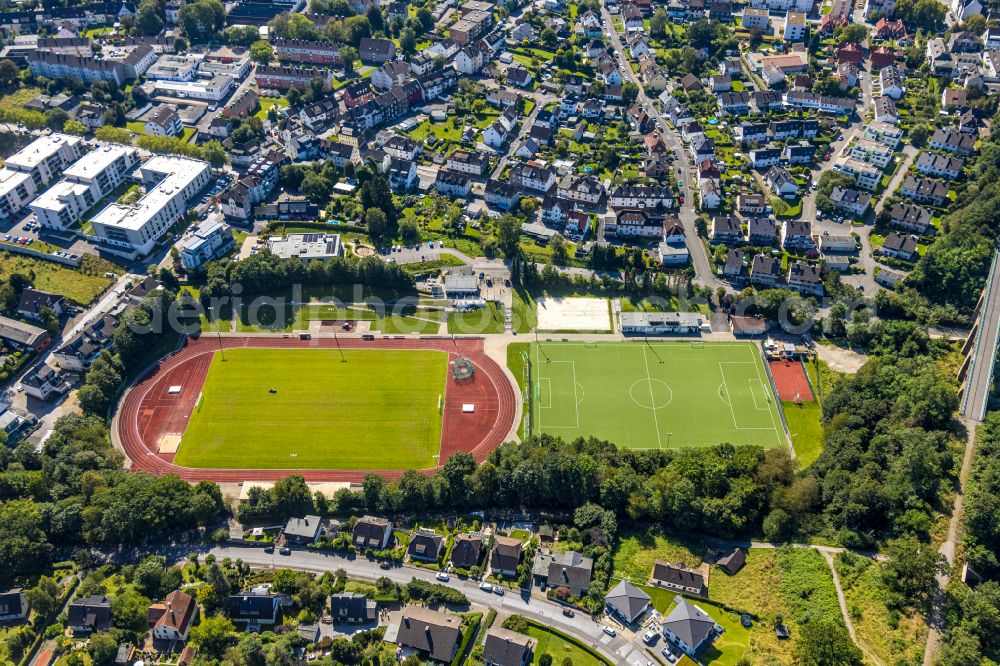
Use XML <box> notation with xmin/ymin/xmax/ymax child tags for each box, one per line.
<box><xmin>629</xmin><ymin>379</ymin><xmax>673</xmax><ymax>410</ymax></box>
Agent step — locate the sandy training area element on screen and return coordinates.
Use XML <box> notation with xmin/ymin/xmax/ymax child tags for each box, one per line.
<box><xmin>536</xmin><ymin>297</ymin><xmax>612</xmax><ymax>332</ymax></box>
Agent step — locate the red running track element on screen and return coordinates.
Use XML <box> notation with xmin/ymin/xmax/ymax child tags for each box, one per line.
<box><xmin>114</xmin><ymin>335</ymin><xmax>519</xmax><ymax>482</ymax></box>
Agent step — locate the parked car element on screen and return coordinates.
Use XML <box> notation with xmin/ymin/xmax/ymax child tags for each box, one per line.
<box><xmin>480</xmin><ymin>582</ymin><xmax>493</xmax><ymax>592</ymax></box>
<box><xmin>562</xmin><ymin>608</ymin><xmax>575</xmax><ymax>617</ymax></box>
<box><xmin>379</xmin><ymin>561</ymin><xmax>391</xmax><ymax>570</ymax></box>
<box><xmin>263</xmin><ymin>546</ymin><xmax>274</xmax><ymax>553</ymax></box>
<box><xmin>279</xmin><ymin>547</ymin><xmax>291</xmax><ymax>555</ymax></box>
<box><xmin>436</xmin><ymin>573</ymin><xmax>450</xmax><ymax>582</ymax></box>
<box><xmin>602</xmin><ymin>626</ymin><xmax>617</xmax><ymax>637</ymax></box>
<box><xmin>492</xmin><ymin>586</ymin><xmax>504</xmax><ymax>596</ymax></box>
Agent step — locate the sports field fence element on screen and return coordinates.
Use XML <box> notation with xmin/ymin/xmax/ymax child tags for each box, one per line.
<box><xmin>521</xmin><ymin>350</ymin><xmax>532</xmax><ymax>438</ymax></box>
<box><xmin>758</xmin><ymin>343</ymin><xmax>794</xmax><ymax>455</ymax></box>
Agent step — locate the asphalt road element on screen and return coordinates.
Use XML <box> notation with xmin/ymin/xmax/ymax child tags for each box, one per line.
<box><xmin>961</xmin><ymin>250</ymin><xmax>1000</xmax><ymax>421</ymax></box>
<box><xmin>205</xmin><ymin>544</ymin><xmax>658</xmax><ymax>666</ymax></box>
<box><xmin>598</xmin><ymin>5</ymin><xmax>725</xmax><ymax>292</ymax></box>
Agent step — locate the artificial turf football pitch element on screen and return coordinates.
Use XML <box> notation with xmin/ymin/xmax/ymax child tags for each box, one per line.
<box><xmin>173</xmin><ymin>348</ymin><xmax>447</xmax><ymax>470</ymax></box>
<box><xmin>527</xmin><ymin>341</ymin><xmax>786</xmax><ymax>449</ymax></box>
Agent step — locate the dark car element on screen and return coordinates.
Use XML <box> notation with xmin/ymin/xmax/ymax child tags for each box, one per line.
<box><xmin>379</xmin><ymin>561</ymin><xmax>391</xmax><ymax>570</ymax></box>
<box><xmin>562</xmin><ymin>608</ymin><xmax>575</xmax><ymax>617</ymax></box>
<box><xmin>279</xmin><ymin>547</ymin><xmax>291</xmax><ymax>555</ymax></box>
<box><xmin>264</xmin><ymin>546</ymin><xmax>274</xmax><ymax>553</ymax></box>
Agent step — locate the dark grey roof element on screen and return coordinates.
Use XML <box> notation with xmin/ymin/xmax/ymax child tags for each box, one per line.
<box><xmin>284</xmin><ymin>515</ymin><xmax>322</xmax><ymax>540</ymax></box>
<box><xmin>605</xmin><ymin>579</ymin><xmax>651</xmax><ymax>622</ymax></box>
<box><xmin>68</xmin><ymin>595</ymin><xmax>112</xmax><ymax>631</ymax></box>
<box><xmin>329</xmin><ymin>592</ymin><xmax>376</xmax><ymax>623</ymax></box>
<box><xmin>451</xmin><ymin>533</ymin><xmax>483</xmax><ymax>568</ymax></box>
<box><xmin>395</xmin><ymin>608</ymin><xmax>462</xmax><ymax>662</ymax></box>
<box><xmin>652</xmin><ymin>561</ymin><xmax>706</xmax><ymax>590</ymax></box>
<box><xmin>482</xmin><ymin>628</ymin><xmax>534</xmax><ymax>666</ymax></box>
<box><xmin>662</xmin><ymin>598</ymin><xmax>717</xmax><ymax>650</ymax></box>
<box><xmin>0</xmin><ymin>590</ymin><xmax>24</xmax><ymax>617</ymax></box>
<box><xmin>227</xmin><ymin>593</ymin><xmax>279</xmax><ymax>622</ymax></box>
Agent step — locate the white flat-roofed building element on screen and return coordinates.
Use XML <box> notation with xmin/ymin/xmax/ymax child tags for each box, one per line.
<box><xmin>0</xmin><ymin>169</ymin><xmax>38</xmax><ymax>222</ymax></box>
<box><xmin>266</xmin><ymin>232</ymin><xmax>343</xmax><ymax>262</ymax></box>
<box><xmin>31</xmin><ymin>145</ymin><xmax>140</xmax><ymax>230</ymax></box>
<box><xmin>620</xmin><ymin>311</ymin><xmax>708</xmax><ymax>335</ymax></box>
<box><xmin>30</xmin><ymin>181</ymin><xmax>95</xmax><ymax>230</ymax></box>
<box><xmin>91</xmin><ymin>155</ymin><xmax>211</xmax><ymax>256</ymax></box>
<box><xmin>146</xmin><ymin>53</ymin><xmax>202</xmax><ymax>81</ymax></box>
<box><xmin>152</xmin><ymin>74</ymin><xmax>234</xmax><ymax>102</ymax></box>
<box><xmin>4</xmin><ymin>133</ymin><xmax>83</xmax><ymax>189</ymax></box>
<box><xmin>179</xmin><ymin>219</ymin><xmax>234</xmax><ymax>270</ymax></box>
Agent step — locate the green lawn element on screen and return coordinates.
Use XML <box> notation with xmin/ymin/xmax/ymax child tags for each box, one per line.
<box><xmin>255</xmin><ymin>96</ymin><xmax>290</xmax><ymax>120</ymax></box>
<box><xmin>0</xmin><ymin>253</ymin><xmax>111</xmax><ymax>304</ymax></box>
<box><xmin>613</xmin><ymin>529</ymin><xmax>704</xmax><ymax>582</ymax></box>
<box><xmin>175</xmin><ymin>348</ymin><xmax>448</xmax><ymax>470</ymax></box>
<box><xmin>372</xmin><ymin>309</ymin><xmax>445</xmax><ymax>334</ymax></box>
<box><xmin>524</xmin><ymin>624</ymin><xmax>610</xmax><ymax>665</ymax></box>
<box><xmin>448</xmin><ymin>302</ymin><xmax>504</xmax><ymax>334</ymax></box>
<box><xmin>643</xmin><ymin>587</ymin><xmax>751</xmax><ymax>666</ymax></box>
<box><xmin>519</xmin><ymin>342</ymin><xmax>786</xmax><ymax>450</ymax></box>
<box><xmin>784</xmin><ymin>400</ymin><xmax>823</xmax><ymax>469</ymax></box>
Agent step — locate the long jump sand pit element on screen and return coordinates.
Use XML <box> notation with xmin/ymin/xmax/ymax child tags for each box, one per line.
<box><xmin>536</xmin><ymin>297</ymin><xmax>612</xmax><ymax>332</ymax></box>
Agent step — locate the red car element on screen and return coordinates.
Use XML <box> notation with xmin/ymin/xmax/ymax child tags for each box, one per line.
<box><xmin>679</xmin><ymin>195</ymin><xmax>685</xmax><ymax>204</ymax></box>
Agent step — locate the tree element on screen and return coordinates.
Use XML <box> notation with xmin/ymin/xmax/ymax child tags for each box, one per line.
<box><xmin>250</xmin><ymin>40</ymin><xmax>274</xmax><ymax>65</ymax></box>
<box><xmin>621</xmin><ymin>82</ymin><xmax>639</xmax><ymax>107</ymax></box>
<box><xmin>894</xmin><ymin>0</ymin><xmax>946</xmax><ymax>30</ymax></box>
<box><xmin>26</xmin><ymin>576</ymin><xmax>60</xmax><ymax>618</ymax></box>
<box><xmin>793</xmin><ymin>617</ymin><xmax>863</xmax><ymax>666</ymax></box>
<box><xmin>111</xmin><ymin>589</ymin><xmax>151</xmax><ymax>631</ymax></box>
<box><xmin>224</xmin><ymin>24</ymin><xmax>260</xmax><ymax>46</ymax></box>
<box><xmin>400</xmin><ymin>27</ymin><xmax>417</xmax><ymax>55</ymax></box>
<box><xmin>95</xmin><ymin>126</ymin><xmax>134</xmax><ymax>145</ymax></box>
<box><xmin>89</xmin><ymin>633</ymin><xmax>119</xmax><ymax>666</ymax></box>
<box><xmin>495</xmin><ymin>215</ymin><xmax>522</xmax><ymax>260</ymax></box>
<box><xmin>38</xmin><ymin>306</ymin><xmax>60</xmax><ymax>334</ymax></box>
<box><xmin>45</xmin><ymin>108</ymin><xmax>70</xmax><ymax>131</ymax></box>
<box><xmin>340</xmin><ymin>46</ymin><xmax>358</xmax><ymax>74</ymax></box>
<box><xmin>649</xmin><ymin>8</ymin><xmax>668</xmax><ymax>38</ymax></box>
<box><xmin>909</xmin><ymin>124</ymin><xmax>930</xmax><ymax>148</ymax></box>
<box><xmin>178</xmin><ymin>0</ymin><xmax>225</xmax><ymax>42</ymax></box>
<box><xmin>365</xmin><ymin>208</ymin><xmax>389</xmax><ymax>238</ymax></box>
<box><xmin>190</xmin><ymin>614</ymin><xmax>236</xmax><ymax>657</ymax></box>
<box><xmin>301</xmin><ymin>171</ymin><xmax>332</xmax><ymax>204</ymax></box>
<box><xmin>0</xmin><ymin>59</ymin><xmax>20</xmax><ymax>92</ymax></box>
<box><xmin>539</xmin><ymin>655</ymin><xmax>553</xmax><ymax>666</ymax></box>
<box><xmin>881</xmin><ymin>535</ymin><xmax>945</xmax><ymax>606</ymax></box>
<box><xmin>550</xmin><ymin>233</ymin><xmax>568</xmax><ymax>265</ymax></box>
<box><xmin>63</xmin><ymin>120</ymin><xmax>88</xmax><ymax>136</ymax></box>
<box><xmin>834</xmin><ymin>23</ymin><xmax>867</xmax><ymax>45</ymax></box>
<box><xmin>136</xmin><ymin>0</ymin><xmax>165</xmax><ymax>35</ymax></box>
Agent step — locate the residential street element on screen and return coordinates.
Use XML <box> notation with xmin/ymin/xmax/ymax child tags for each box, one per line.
<box><xmin>203</xmin><ymin>544</ymin><xmax>658</xmax><ymax>666</ymax></box>
<box><xmin>599</xmin><ymin>4</ymin><xmax>726</xmax><ymax>291</ymax></box>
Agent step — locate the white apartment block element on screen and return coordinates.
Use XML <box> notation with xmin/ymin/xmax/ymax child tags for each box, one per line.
<box><xmin>3</xmin><ymin>134</ymin><xmax>83</xmax><ymax>190</ymax></box>
<box><xmin>0</xmin><ymin>169</ymin><xmax>38</xmax><ymax>222</ymax></box>
<box><xmin>91</xmin><ymin>155</ymin><xmax>211</xmax><ymax>256</ymax></box>
<box><xmin>31</xmin><ymin>145</ymin><xmax>140</xmax><ymax>230</ymax></box>
<box><xmin>863</xmin><ymin>121</ymin><xmax>904</xmax><ymax>150</ymax></box>
<box><xmin>833</xmin><ymin>156</ymin><xmax>881</xmax><ymax>191</ymax></box>
<box><xmin>849</xmin><ymin>138</ymin><xmax>894</xmax><ymax>169</ymax></box>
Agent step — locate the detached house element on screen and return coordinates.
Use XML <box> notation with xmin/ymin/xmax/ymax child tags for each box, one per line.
<box><xmin>531</xmin><ymin>550</ymin><xmax>594</xmax><ymax>597</ymax></box>
<box><xmin>651</xmin><ymin>561</ymin><xmax>707</xmax><ymax>596</ymax></box>
<box><xmin>407</xmin><ymin>529</ymin><xmax>445</xmax><ymax>563</ymax></box>
<box><xmin>352</xmin><ymin>516</ymin><xmax>393</xmax><ymax>550</ymax></box>
<box><xmin>330</xmin><ymin>592</ymin><xmax>376</xmax><ymax>624</ymax></box>
<box><xmin>148</xmin><ymin>591</ymin><xmax>198</xmax><ymax>642</ymax></box>
<box><xmin>68</xmin><ymin>596</ymin><xmax>112</xmax><ymax>634</ymax></box>
<box><xmin>491</xmin><ymin>536</ymin><xmax>523</xmax><ymax>578</ymax></box>
<box><xmin>228</xmin><ymin>591</ymin><xmax>280</xmax><ymax>631</ymax></box>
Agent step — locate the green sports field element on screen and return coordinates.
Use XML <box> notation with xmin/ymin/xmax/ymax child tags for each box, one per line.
<box><xmin>174</xmin><ymin>348</ymin><xmax>447</xmax><ymax>469</ymax></box>
<box><xmin>525</xmin><ymin>342</ymin><xmax>786</xmax><ymax>449</ymax></box>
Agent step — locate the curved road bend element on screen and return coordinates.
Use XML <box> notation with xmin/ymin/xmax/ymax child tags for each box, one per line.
<box><xmin>200</xmin><ymin>544</ymin><xmax>655</xmax><ymax>666</ymax></box>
